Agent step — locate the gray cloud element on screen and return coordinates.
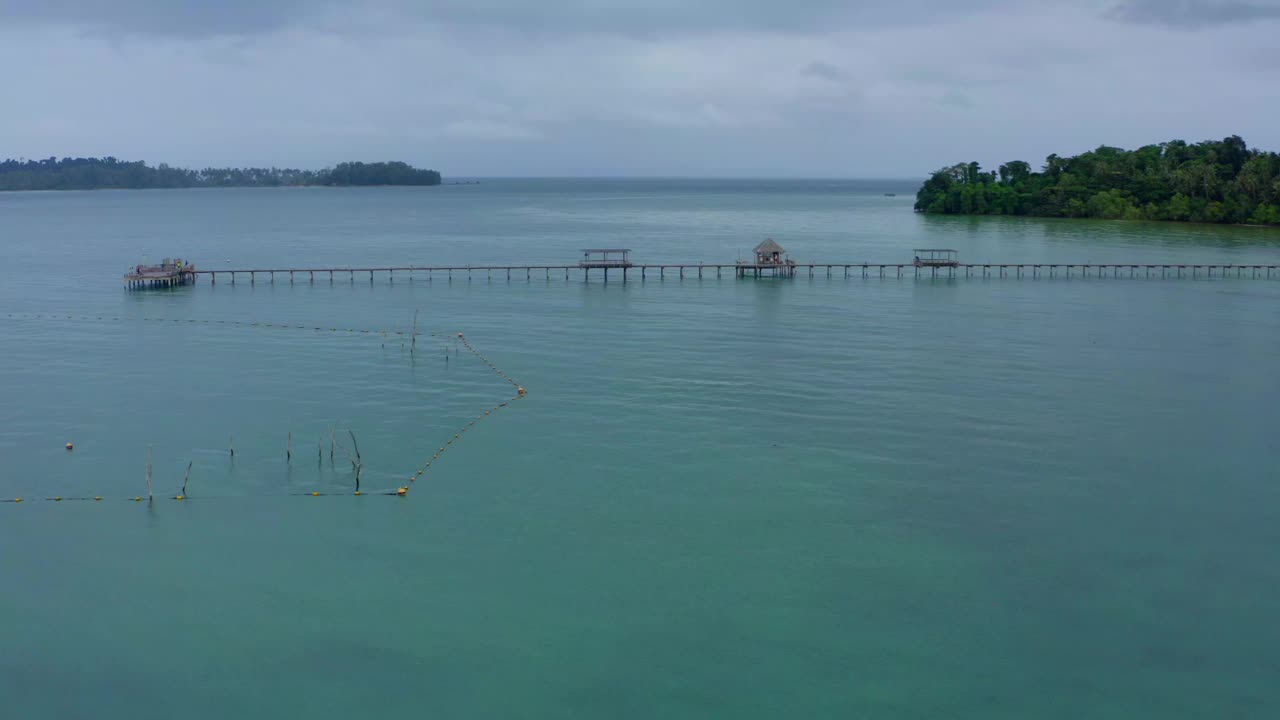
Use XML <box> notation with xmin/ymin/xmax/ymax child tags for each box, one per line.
<box><xmin>1</xmin><ymin>0</ymin><xmax>1021</xmax><ymax>37</ymax></box>
<box><xmin>802</xmin><ymin>62</ymin><xmax>846</xmax><ymax>82</ymax></box>
<box><xmin>0</xmin><ymin>1</ymin><xmax>1277</xmax><ymax>177</ymax></box>
<box><xmin>0</xmin><ymin>0</ymin><xmax>330</xmax><ymax>36</ymax></box>
<box><xmin>1109</xmin><ymin>0</ymin><xmax>1280</xmax><ymax>27</ymax></box>
<box><xmin>938</xmin><ymin>91</ymin><xmax>975</xmax><ymax>109</ymax></box>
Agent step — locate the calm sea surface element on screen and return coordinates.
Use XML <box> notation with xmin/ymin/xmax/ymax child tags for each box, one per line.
<box><xmin>2</xmin><ymin>180</ymin><xmax>1279</xmax><ymax>719</ymax></box>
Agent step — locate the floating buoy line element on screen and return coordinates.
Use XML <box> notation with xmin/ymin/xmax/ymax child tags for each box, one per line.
<box><xmin>3</xmin><ymin>312</ymin><xmax>413</xmax><ymax>338</ymax></box>
<box><xmin>406</xmin><ymin>332</ymin><xmax>527</xmax><ymax>484</ymax></box>
<box><xmin>2</xmin><ymin>315</ymin><xmax>527</xmax><ymax>506</ymax></box>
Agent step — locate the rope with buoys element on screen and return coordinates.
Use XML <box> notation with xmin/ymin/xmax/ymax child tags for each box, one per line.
<box><xmin>1</xmin><ymin>313</ymin><xmax>441</xmax><ymax>505</ymax></box>
<box><xmin>2</xmin><ymin>312</ymin><xmax>415</xmax><ymax>339</ymax></box>
<box><xmin>407</xmin><ymin>332</ymin><xmax>527</xmax><ymax>483</ymax></box>
<box><xmin>3</xmin><ymin>328</ymin><xmax>525</xmax><ymax>506</ymax></box>
<box><xmin>1</xmin><ymin>484</ymin><xmax>409</xmax><ymax>502</ymax></box>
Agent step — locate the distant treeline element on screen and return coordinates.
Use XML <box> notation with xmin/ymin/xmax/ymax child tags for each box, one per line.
<box><xmin>0</xmin><ymin>157</ymin><xmax>442</xmax><ymax>191</ymax></box>
<box><xmin>915</xmin><ymin>136</ymin><xmax>1280</xmax><ymax>226</ymax></box>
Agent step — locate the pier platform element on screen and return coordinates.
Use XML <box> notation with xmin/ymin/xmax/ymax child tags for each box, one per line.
<box><xmin>124</xmin><ymin>258</ymin><xmax>196</xmax><ymax>289</ymax></box>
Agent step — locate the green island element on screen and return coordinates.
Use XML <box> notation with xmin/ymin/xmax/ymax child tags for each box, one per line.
<box><xmin>915</xmin><ymin>136</ymin><xmax>1280</xmax><ymax>226</ymax></box>
<box><xmin>0</xmin><ymin>157</ymin><xmax>441</xmax><ymax>191</ymax></box>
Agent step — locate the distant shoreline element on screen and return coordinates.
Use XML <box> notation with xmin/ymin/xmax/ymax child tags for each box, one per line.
<box><xmin>0</xmin><ymin>157</ymin><xmax>441</xmax><ymax>192</ymax></box>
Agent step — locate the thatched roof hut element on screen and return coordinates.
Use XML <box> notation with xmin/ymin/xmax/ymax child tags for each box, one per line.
<box><xmin>753</xmin><ymin>238</ymin><xmax>787</xmax><ymax>264</ymax></box>
<box><xmin>754</xmin><ymin>238</ymin><xmax>785</xmax><ymax>256</ymax></box>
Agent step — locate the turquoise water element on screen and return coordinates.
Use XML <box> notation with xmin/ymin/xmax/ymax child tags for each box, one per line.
<box><xmin>2</xmin><ymin>180</ymin><xmax>1279</xmax><ymax>718</ymax></box>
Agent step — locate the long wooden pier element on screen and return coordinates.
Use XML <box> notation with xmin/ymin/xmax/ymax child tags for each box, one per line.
<box><xmin>183</xmin><ymin>262</ymin><xmax>1280</xmax><ymax>285</ymax></box>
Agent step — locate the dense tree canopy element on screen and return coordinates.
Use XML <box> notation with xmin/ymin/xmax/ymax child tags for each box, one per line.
<box><xmin>0</xmin><ymin>157</ymin><xmax>441</xmax><ymax>191</ymax></box>
<box><xmin>915</xmin><ymin>137</ymin><xmax>1280</xmax><ymax>226</ymax></box>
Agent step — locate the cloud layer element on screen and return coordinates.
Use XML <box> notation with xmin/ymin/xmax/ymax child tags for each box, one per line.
<box><xmin>1</xmin><ymin>0</ymin><xmax>1277</xmax><ymax>176</ymax></box>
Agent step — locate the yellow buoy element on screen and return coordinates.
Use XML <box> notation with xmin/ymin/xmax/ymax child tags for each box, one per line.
<box><xmin>54</xmin><ymin>496</ymin><xmax>63</xmax><ymax>502</ymax></box>
<box><xmin>312</xmin><ymin>491</ymin><xmax>320</xmax><ymax>496</ymax></box>
<box><xmin>133</xmin><ymin>496</ymin><xmax>142</xmax><ymax>502</ymax></box>
<box><xmin>65</xmin><ymin>442</ymin><xmax>74</xmax><ymax>451</ymax></box>
<box><xmin>94</xmin><ymin>496</ymin><xmax>102</xmax><ymax>501</ymax></box>
<box><xmin>396</xmin><ymin>486</ymin><xmax>408</xmax><ymax>496</ymax></box>
<box><xmin>354</xmin><ymin>490</ymin><xmax>363</xmax><ymax>496</ymax></box>
<box><xmin>14</xmin><ymin>498</ymin><xmax>22</xmax><ymax>503</ymax></box>
<box><xmin>175</xmin><ymin>495</ymin><xmax>185</xmax><ymax>501</ymax></box>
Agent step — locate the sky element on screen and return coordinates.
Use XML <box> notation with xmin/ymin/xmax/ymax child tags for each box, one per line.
<box><xmin>1</xmin><ymin>0</ymin><xmax>1278</xmax><ymax>177</ymax></box>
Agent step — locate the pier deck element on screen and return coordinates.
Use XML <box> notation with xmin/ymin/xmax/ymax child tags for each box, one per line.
<box><xmin>181</xmin><ymin>262</ymin><xmax>1280</xmax><ymax>285</ymax></box>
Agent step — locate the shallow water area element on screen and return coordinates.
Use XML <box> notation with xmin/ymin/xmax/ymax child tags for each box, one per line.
<box><xmin>2</xmin><ymin>180</ymin><xmax>1279</xmax><ymax>719</ymax></box>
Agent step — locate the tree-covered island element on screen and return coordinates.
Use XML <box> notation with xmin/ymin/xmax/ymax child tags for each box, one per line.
<box><xmin>0</xmin><ymin>157</ymin><xmax>441</xmax><ymax>191</ymax></box>
<box><xmin>915</xmin><ymin>136</ymin><xmax>1280</xmax><ymax>226</ymax></box>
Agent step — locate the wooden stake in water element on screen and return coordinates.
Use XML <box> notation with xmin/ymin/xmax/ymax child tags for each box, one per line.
<box><xmin>411</xmin><ymin>309</ymin><xmax>419</xmax><ymax>355</ymax></box>
<box><xmin>146</xmin><ymin>446</ymin><xmax>154</xmax><ymax>503</ymax></box>
<box><xmin>287</xmin><ymin>431</ymin><xmax>292</xmax><ymax>463</ymax></box>
<box><xmin>348</xmin><ymin>429</ymin><xmax>362</xmax><ymax>471</ymax></box>
<box><xmin>229</xmin><ymin>434</ymin><xmax>235</xmax><ymax>458</ymax></box>
<box><xmin>181</xmin><ymin>460</ymin><xmax>193</xmax><ymax>497</ymax></box>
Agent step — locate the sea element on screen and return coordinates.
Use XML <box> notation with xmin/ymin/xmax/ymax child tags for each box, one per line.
<box><xmin>2</xmin><ymin>179</ymin><xmax>1278</xmax><ymax>719</ymax></box>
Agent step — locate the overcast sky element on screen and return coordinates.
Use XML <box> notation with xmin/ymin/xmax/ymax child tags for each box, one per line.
<box><xmin>1</xmin><ymin>0</ymin><xmax>1277</xmax><ymax>177</ymax></box>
